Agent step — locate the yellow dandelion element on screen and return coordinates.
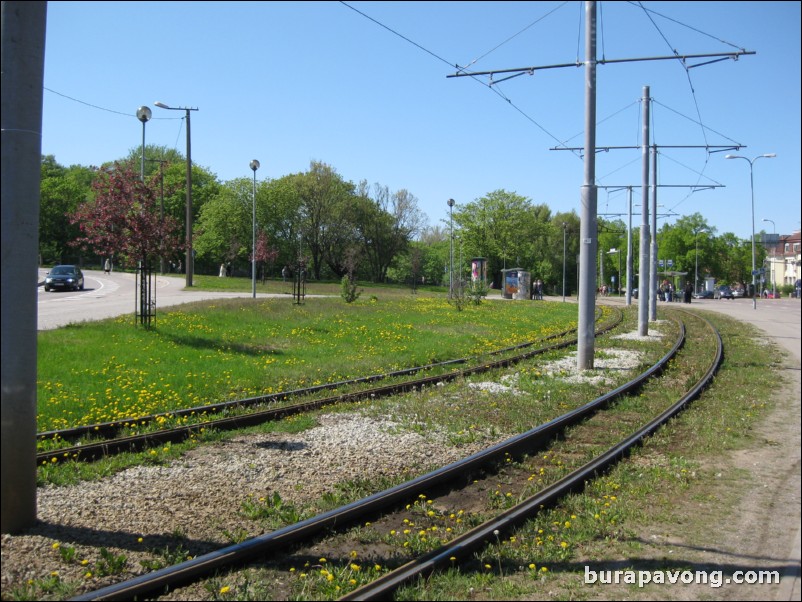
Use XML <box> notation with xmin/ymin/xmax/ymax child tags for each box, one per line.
<box><xmin>219</xmin><ymin>586</ymin><xmax>230</xmax><ymax>594</ymax></box>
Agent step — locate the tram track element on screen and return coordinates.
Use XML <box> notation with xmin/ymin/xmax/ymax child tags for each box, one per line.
<box><xmin>38</xmin><ymin>309</ymin><xmax>622</xmax><ymax>464</ymax></box>
<box><xmin>67</xmin><ymin>308</ymin><xmax>722</xmax><ymax>601</ymax></box>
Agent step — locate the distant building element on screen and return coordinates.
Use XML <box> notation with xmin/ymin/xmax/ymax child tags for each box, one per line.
<box><xmin>764</xmin><ymin>229</ymin><xmax>801</xmax><ymax>291</ymax></box>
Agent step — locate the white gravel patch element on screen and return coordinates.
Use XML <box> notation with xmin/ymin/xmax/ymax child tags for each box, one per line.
<box><xmin>539</xmin><ymin>348</ymin><xmax>647</xmax><ymax>385</ymax></box>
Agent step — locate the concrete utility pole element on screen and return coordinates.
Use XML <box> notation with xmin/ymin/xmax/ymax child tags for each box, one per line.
<box><xmin>1</xmin><ymin>0</ymin><xmax>47</xmax><ymax>534</ymax></box>
<box><xmin>638</xmin><ymin>86</ymin><xmax>651</xmax><ymax>336</ymax></box>
<box><xmin>649</xmin><ymin>142</ymin><xmax>659</xmax><ymax>322</ymax></box>
<box><xmin>577</xmin><ymin>0</ymin><xmax>598</xmax><ymax>369</ymax></box>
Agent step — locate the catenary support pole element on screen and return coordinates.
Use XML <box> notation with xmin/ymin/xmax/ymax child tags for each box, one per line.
<box><xmin>649</xmin><ymin>144</ymin><xmax>658</xmax><ymax>321</ymax></box>
<box><xmin>638</xmin><ymin>86</ymin><xmax>651</xmax><ymax>336</ymax></box>
<box><xmin>577</xmin><ymin>0</ymin><xmax>598</xmax><ymax>370</ymax></box>
<box><xmin>1</xmin><ymin>0</ymin><xmax>47</xmax><ymax>533</ymax></box>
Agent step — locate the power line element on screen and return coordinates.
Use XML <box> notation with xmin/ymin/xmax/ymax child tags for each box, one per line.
<box><xmin>339</xmin><ymin>1</ymin><xmax>571</xmax><ymax>155</ymax></box>
<box><xmin>43</xmin><ymin>87</ymin><xmax>179</xmax><ymax>120</ymax></box>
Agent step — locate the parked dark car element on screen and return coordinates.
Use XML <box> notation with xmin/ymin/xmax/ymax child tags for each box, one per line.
<box><xmin>713</xmin><ymin>285</ymin><xmax>734</xmax><ymax>300</ymax></box>
<box><xmin>693</xmin><ymin>290</ymin><xmax>714</xmax><ymax>299</ymax></box>
<box><xmin>44</xmin><ymin>265</ymin><xmax>85</xmax><ymax>292</ymax></box>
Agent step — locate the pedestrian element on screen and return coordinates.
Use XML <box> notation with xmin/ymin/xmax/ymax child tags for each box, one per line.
<box><xmin>282</xmin><ymin>265</ymin><xmax>289</xmax><ymax>282</ymax></box>
<box><xmin>684</xmin><ymin>282</ymin><xmax>693</xmax><ymax>304</ymax></box>
<box><xmin>104</xmin><ymin>258</ymin><xmax>111</xmax><ymax>274</ymax></box>
<box><xmin>177</xmin><ymin>259</ymin><xmax>183</xmax><ymax>273</ymax></box>
<box><xmin>219</xmin><ymin>263</ymin><xmax>226</xmax><ymax>277</ymax></box>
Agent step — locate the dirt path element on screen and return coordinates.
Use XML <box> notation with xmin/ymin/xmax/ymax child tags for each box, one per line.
<box><xmin>602</xmin><ymin>297</ymin><xmax>801</xmax><ymax>601</ymax></box>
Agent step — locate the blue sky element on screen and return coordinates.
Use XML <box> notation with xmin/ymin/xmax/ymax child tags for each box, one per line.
<box><xmin>42</xmin><ymin>1</ymin><xmax>800</xmax><ymax>240</ymax></box>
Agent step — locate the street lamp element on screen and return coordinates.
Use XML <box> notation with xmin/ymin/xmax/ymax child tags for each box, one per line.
<box><xmin>562</xmin><ymin>223</ymin><xmax>567</xmax><ymax>302</ymax></box>
<box><xmin>447</xmin><ymin>198</ymin><xmax>455</xmax><ymax>299</ymax></box>
<box><xmin>155</xmin><ymin>101</ymin><xmax>198</xmax><ymax>287</ymax></box>
<box><xmin>135</xmin><ymin>106</ymin><xmax>151</xmax><ymax>181</ymax></box>
<box><xmin>250</xmin><ymin>160</ymin><xmax>260</xmax><ymax>299</ymax></box>
<box><xmin>694</xmin><ymin>228</ymin><xmax>709</xmax><ymax>294</ymax></box>
<box><xmin>762</xmin><ymin>218</ymin><xmax>776</xmax><ymax>297</ymax></box>
<box><xmin>725</xmin><ymin>153</ymin><xmax>776</xmax><ymax>309</ymax></box>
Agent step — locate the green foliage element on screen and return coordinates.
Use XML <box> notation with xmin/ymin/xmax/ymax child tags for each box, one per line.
<box><xmin>95</xmin><ymin>547</ymin><xmax>128</xmax><ymax>576</ymax></box>
<box><xmin>341</xmin><ymin>275</ymin><xmax>362</xmax><ymax>303</ymax></box>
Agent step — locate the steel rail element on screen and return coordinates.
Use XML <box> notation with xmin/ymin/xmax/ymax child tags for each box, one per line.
<box><xmin>341</xmin><ymin>311</ymin><xmax>722</xmax><ymax>600</ymax></box>
<box><xmin>71</xmin><ymin>310</ymin><xmax>682</xmax><ymax>602</ymax></box>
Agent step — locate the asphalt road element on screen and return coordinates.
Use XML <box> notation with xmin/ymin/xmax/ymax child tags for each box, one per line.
<box><xmin>37</xmin><ymin>269</ymin><xmax>292</xmax><ymax>331</ymax></box>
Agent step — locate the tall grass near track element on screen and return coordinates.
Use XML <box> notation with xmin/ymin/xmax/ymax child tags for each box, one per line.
<box><xmin>37</xmin><ymin>296</ymin><xmax>578</xmax><ymax>432</ymax></box>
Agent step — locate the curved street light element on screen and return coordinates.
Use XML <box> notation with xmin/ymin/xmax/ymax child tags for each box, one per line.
<box><xmin>155</xmin><ymin>101</ymin><xmax>198</xmax><ymax>287</ymax></box>
<box><xmin>250</xmin><ymin>160</ymin><xmax>260</xmax><ymax>299</ymax></box>
<box><xmin>725</xmin><ymin>153</ymin><xmax>776</xmax><ymax>309</ymax></box>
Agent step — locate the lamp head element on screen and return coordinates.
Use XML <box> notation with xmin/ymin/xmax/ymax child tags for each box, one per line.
<box><xmin>154</xmin><ymin>101</ymin><xmax>170</xmax><ymax>109</ymax></box>
<box><xmin>136</xmin><ymin>106</ymin><xmax>152</xmax><ymax>123</ymax></box>
<box><xmin>447</xmin><ymin>198</ymin><xmax>455</xmax><ymax>208</ymax></box>
<box><xmin>250</xmin><ymin>160</ymin><xmax>260</xmax><ymax>172</ymax></box>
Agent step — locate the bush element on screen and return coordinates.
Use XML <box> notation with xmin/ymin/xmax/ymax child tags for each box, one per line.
<box><xmin>341</xmin><ymin>275</ymin><xmax>362</xmax><ymax>303</ymax></box>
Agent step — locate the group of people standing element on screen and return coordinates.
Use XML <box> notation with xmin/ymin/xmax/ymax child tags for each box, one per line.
<box><xmin>660</xmin><ymin>279</ymin><xmax>693</xmax><ymax>303</ymax></box>
<box><xmin>531</xmin><ymin>279</ymin><xmax>544</xmax><ymax>300</ymax></box>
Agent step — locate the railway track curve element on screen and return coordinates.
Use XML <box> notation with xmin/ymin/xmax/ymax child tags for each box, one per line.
<box><xmin>68</xmin><ymin>309</ymin><xmax>722</xmax><ymax>601</ymax></box>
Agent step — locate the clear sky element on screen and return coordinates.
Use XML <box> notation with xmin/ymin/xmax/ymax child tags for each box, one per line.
<box><xmin>41</xmin><ymin>1</ymin><xmax>801</xmax><ymax>240</ymax></box>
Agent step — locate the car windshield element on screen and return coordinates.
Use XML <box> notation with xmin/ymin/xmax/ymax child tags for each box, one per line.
<box><xmin>51</xmin><ymin>266</ymin><xmax>76</xmax><ymax>275</ymax></box>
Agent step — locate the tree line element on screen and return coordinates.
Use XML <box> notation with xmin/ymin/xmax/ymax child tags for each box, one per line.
<box><xmin>39</xmin><ymin>148</ymin><xmax>769</xmax><ymax>294</ymax></box>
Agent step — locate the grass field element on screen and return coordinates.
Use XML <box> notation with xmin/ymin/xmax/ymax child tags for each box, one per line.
<box><xmin>36</xmin><ymin>286</ymin><xmax>579</xmax><ymax>432</ymax></box>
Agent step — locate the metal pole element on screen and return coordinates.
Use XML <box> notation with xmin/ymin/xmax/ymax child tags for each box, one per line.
<box><xmin>185</xmin><ymin>109</ymin><xmax>193</xmax><ymax>287</ymax></box>
<box><xmin>649</xmin><ymin>144</ymin><xmax>658</xmax><ymax>321</ymax></box>
<box><xmin>626</xmin><ymin>187</ymin><xmax>633</xmax><ymax>306</ymax></box>
<box><xmin>638</xmin><ymin>86</ymin><xmax>651</xmax><ymax>336</ymax></box>
<box><xmin>726</xmin><ymin>153</ymin><xmax>775</xmax><ymax>309</ymax></box>
<box><xmin>1</xmin><ymin>0</ymin><xmax>46</xmax><ymax>533</ymax></box>
<box><xmin>448</xmin><ymin>199</ymin><xmax>455</xmax><ymax>299</ymax></box>
<box><xmin>562</xmin><ymin>223</ymin><xmax>567</xmax><ymax>302</ymax></box>
<box><xmin>250</xmin><ymin>160</ymin><xmax>260</xmax><ymax>298</ymax></box>
<box><xmin>577</xmin><ymin>0</ymin><xmax>598</xmax><ymax>370</ymax></box>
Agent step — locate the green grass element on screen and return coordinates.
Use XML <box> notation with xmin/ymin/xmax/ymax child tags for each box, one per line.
<box><xmin>36</xmin><ymin>291</ymin><xmax>578</xmax><ymax>433</ymax></box>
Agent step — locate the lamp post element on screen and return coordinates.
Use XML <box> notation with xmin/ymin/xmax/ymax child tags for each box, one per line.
<box><xmin>447</xmin><ymin>198</ymin><xmax>455</xmax><ymax>299</ymax></box>
<box><xmin>155</xmin><ymin>101</ymin><xmax>198</xmax><ymax>287</ymax></box>
<box><xmin>725</xmin><ymin>153</ymin><xmax>775</xmax><ymax>309</ymax></box>
<box><xmin>694</xmin><ymin>228</ymin><xmax>709</xmax><ymax>294</ymax></box>
<box><xmin>250</xmin><ymin>160</ymin><xmax>260</xmax><ymax>299</ymax></box>
<box><xmin>562</xmin><ymin>223</ymin><xmax>567</xmax><ymax>302</ymax></box>
<box><xmin>762</xmin><ymin>218</ymin><xmax>776</xmax><ymax>297</ymax></box>
<box><xmin>135</xmin><ymin>106</ymin><xmax>151</xmax><ymax>181</ymax></box>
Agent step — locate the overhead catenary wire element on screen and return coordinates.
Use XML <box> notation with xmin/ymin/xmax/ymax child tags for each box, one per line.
<box><xmin>339</xmin><ymin>0</ymin><xmax>576</xmax><ymax>158</ymax></box>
